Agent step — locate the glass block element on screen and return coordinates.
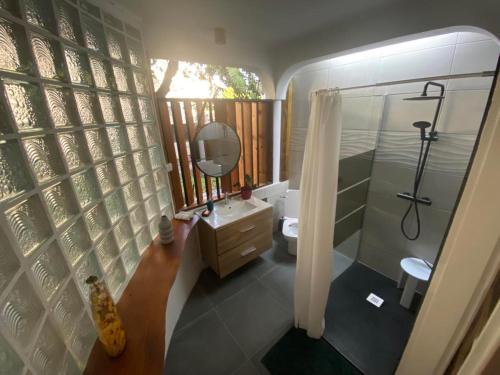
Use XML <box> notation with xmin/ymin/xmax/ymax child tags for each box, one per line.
<box><xmin>138</xmin><ymin>97</ymin><xmax>153</xmax><ymax>122</ymax></box>
<box><xmin>0</xmin><ymin>274</ymin><xmax>44</xmax><ymax>347</ymax></box>
<box><xmin>70</xmin><ymin>313</ymin><xmax>96</xmax><ymax>367</ymax></box>
<box><xmin>82</xmin><ymin>15</ymin><xmax>107</xmax><ymax>55</ymax></box>
<box><xmin>5</xmin><ymin>194</ymin><xmax>52</xmax><ymax>257</ymax></box>
<box><xmin>95</xmin><ymin>161</ymin><xmax>119</xmax><ymax>195</ymax></box>
<box><xmin>0</xmin><ymin>140</ymin><xmax>34</xmax><ymax>202</ymax></box>
<box><xmin>103</xmin><ymin>12</ymin><xmax>123</xmax><ymax>30</ymax></box>
<box><xmin>98</xmin><ymin>93</ymin><xmax>122</xmax><ymax>124</ymax></box>
<box><xmin>4</xmin><ymin>79</ymin><xmax>50</xmax><ymax>132</ymax></box>
<box><xmin>133</xmin><ymin>70</ymin><xmax>148</xmax><ymax>95</ymax></box>
<box><xmin>71</xmin><ymin>169</ymin><xmax>100</xmax><ymax>209</ymax></box>
<box><xmin>83</xmin><ymin>203</ymin><xmax>109</xmax><ymax>242</ymax></box>
<box><xmin>121</xmin><ymin>241</ymin><xmax>139</xmax><ymax>275</ymax></box>
<box><xmin>23</xmin><ymin>135</ymin><xmax>65</xmax><ymax>184</ymax></box>
<box><xmin>45</xmin><ymin>85</ymin><xmax>80</xmax><ymax>128</ymax></box>
<box><xmin>113</xmin><ymin>64</ymin><xmax>131</xmax><ymax>92</ymax></box>
<box><xmin>95</xmin><ymin>234</ymin><xmax>119</xmax><ymax>271</ymax></box>
<box><xmin>127</xmin><ymin>125</ymin><xmax>145</xmax><ymax>151</ymax></box>
<box><xmin>31</xmin><ymin>33</ymin><xmax>66</xmax><ymax>81</ymax></box>
<box><xmin>114</xmin><ymin>154</ymin><xmax>135</xmax><ymax>185</ymax></box>
<box><xmin>135</xmin><ymin>227</ymin><xmax>151</xmax><ymax>254</ymax></box>
<box><xmin>144</xmin><ymin>196</ymin><xmax>159</xmax><ymax>220</ymax></box>
<box><xmin>30</xmin><ymin>319</ymin><xmax>65</xmax><ymax>374</ymax></box>
<box><xmin>89</xmin><ymin>56</ymin><xmax>115</xmax><ymax>90</ymax></box>
<box><xmin>106</xmin><ymin>126</ymin><xmax>129</xmax><ymax>156</ymax></box>
<box><xmin>74</xmin><ymin>252</ymin><xmax>101</xmax><ymax>300</ymax></box>
<box><xmin>104</xmin><ymin>190</ymin><xmax>126</xmax><ymax>224</ymax></box>
<box><xmin>132</xmin><ymin>150</ymin><xmax>151</xmax><ymax>176</ymax></box>
<box><xmin>42</xmin><ymin>180</ymin><xmax>79</xmax><ymax>228</ymax></box>
<box><xmin>31</xmin><ymin>241</ymin><xmax>69</xmax><ymax>301</ymax></box>
<box><xmin>106</xmin><ymin>260</ymin><xmax>125</xmax><ymax>297</ymax></box>
<box><xmin>84</xmin><ymin>128</ymin><xmax>111</xmax><ymax>162</ymax></box>
<box><xmin>158</xmin><ymin>188</ymin><xmax>170</xmax><ymax>210</ymax></box>
<box><xmin>55</xmin><ymin>0</ymin><xmax>83</xmax><ymax>45</ymax></box>
<box><xmin>127</xmin><ymin>38</ymin><xmax>144</xmax><ymax>67</ymax></box>
<box><xmin>64</xmin><ymin>48</ymin><xmax>93</xmax><ymax>86</ymax></box>
<box><xmin>60</xmin><ymin>352</ymin><xmax>80</xmax><ymax>375</ymax></box>
<box><xmin>0</xmin><ymin>17</ymin><xmax>33</xmax><ymax>74</ymax></box>
<box><xmin>59</xmin><ymin>219</ymin><xmax>91</xmax><ymax>267</ymax></box>
<box><xmin>120</xmin><ymin>96</ymin><xmax>137</xmax><ymax>123</ymax></box>
<box><xmin>125</xmin><ymin>24</ymin><xmax>141</xmax><ymax>40</ymax></box>
<box><xmin>122</xmin><ymin>180</ymin><xmax>142</xmax><ymax>210</ymax></box>
<box><xmin>106</xmin><ymin>28</ymin><xmax>126</xmax><ymax>61</ymax></box>
<box><xmin>74</xmin><ymin>90</ymin><xmax>102</xmax><ymax>125</ymax></box>
<box><xmin>149</xmin><ymin>215</ymin><xmax>160</xmax><ymax>238</ymax></box>
<box><xmin>113</xmin><ymin>218</ymin><xmax>132</xmax><ymax>249</ymax></box>
<box><xmin>24</xmin><ymin>0</ymin><xmax>57</xmax><ymax>32</ymax></box>
<box><xmin>52</xmin><ymin>281</ymin><xmax>83</xmax><ymax>341</ymax></box>
<box><xmin>0</xmin><ymin>226</ymin><xmax>19</xmax><ymax>294</ymax></box>
<box><xmin>80</xmin><ymin>0</ymin><xmax>100</xmax><ymax>18</ymax></box>
<box><xmin>153</xmin><ymin>169</ymin><xmax>167</xmax><ymax>191</ymax></box>
<box><xmin>139</xmin><ymin>174</ymin><xmax>154</xmax><ymax>199</ymax></box>
<box><xmin>0</xmin><ymin>98</ymin><xmax>13</xmax><ymax>135</ymax></box>
<box><xmin>129</xmin><ymin>205</ymin><xmax>146</xmax><ymax>233</ymax></box>
<box><xmin>149</xmin><ymin>146</ymin><xmax>163</xmax><ymax>170</ymax></box>
<box><xmin>0</xmin><ymin>332</ymin><xmax>23</xmax><ymax>375</ymax></box>
<box><xmin>143</xmin><ymin>124</ymin><xmax>159</xmax><ymax>146</ymax></box>
<box><xmin>58</xmin><ymin>131</ymin><xmax>91</xmax><ymax>171</ymax></box>
<box><xmin>0</xmin><ymin>0</ymin><xmax>20</xmax><ymax>17</ymax></box>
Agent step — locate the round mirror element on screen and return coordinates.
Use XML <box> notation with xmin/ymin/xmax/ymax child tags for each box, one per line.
<box><xmin>193</xmin><ymin>122</ymin><xmax>241</xmax><ymax>177</ymax></box>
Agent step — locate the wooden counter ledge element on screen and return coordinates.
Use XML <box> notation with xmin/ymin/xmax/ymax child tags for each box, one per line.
<box><xmin>84</xmin><ymin>217</ymin><xmax>199</xmax><ymax>375</ymax></box>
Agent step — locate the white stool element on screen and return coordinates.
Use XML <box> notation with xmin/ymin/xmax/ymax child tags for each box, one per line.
<box><xmin>397</xmin><ymin>257</ymin><xmax>432</xmax><ymax>309</ymax></box>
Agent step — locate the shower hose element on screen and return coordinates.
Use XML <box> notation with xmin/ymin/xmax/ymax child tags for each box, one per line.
<box><xmin>400</xmin><ymin>138</ymin><xmax>426</xmax><ymax>240</ymax></box>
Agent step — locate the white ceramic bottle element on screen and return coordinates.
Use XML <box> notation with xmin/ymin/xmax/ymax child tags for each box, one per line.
<box><xmin>159</xmin><ymin>215</ymin><xmax>174</xmax><ymax>245</ymax></box>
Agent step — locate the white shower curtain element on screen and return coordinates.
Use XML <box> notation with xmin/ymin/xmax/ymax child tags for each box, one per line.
<box><xmin>294</xmin><ymin>90</ymin><xmax>342</xmax><ymax>338</ymax></box>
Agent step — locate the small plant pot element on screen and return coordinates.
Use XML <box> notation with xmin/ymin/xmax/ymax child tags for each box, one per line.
<box><xmin>240</xmin><ymin>186</ymin><xmax>252</xmax><ymax>200</ymax></box>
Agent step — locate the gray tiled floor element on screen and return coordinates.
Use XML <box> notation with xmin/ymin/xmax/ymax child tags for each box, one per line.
<box><xmin>165</xmin><ymin>235</ymin><xmax>353</xmax><ymax>375</ymax></box>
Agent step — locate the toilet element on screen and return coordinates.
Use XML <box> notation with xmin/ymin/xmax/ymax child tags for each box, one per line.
<box><xmin>282</xmin><ymin>189</ymin><xmax>300</xmax><ymax>255</ymax></box>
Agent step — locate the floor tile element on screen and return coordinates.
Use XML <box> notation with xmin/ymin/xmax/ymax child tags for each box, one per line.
<box><xmin>242</xmin><ymin>255</ymin><xmax>277</xmax><ymax>279</ymax></box>
<box><xmin>165</xmin><ymin>310</ymin><xmax>245</xmax><ymax>375</ymax></box>
<box><xmin>261</xmin><ymin>236</ymin><xmax>296</xmax><ymax>267</ymax></box>
<box><xmin>216</xmin><ymin>281</ymin><xmax>293</xmax><ymax>357</ymax></box>
<box><xmin>259</xmin><ymin>264</ymin><xmax>296</xmax><ymax>308</ymax></box>
<box><xmin>198</xmin><ymin>266</ymin><xmax>257</xmax><ymax>305</ymax></box>
<box><xmin>174</xmin><ymin>284</ymin><xmax>213</xmax><ymax>333</ymax></box>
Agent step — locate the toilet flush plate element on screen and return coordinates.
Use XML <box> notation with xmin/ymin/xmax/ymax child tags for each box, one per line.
<box><xmin>366</xmin><ymin>293</ymin><xmax>384</xmax><ymax>307</ymax></box>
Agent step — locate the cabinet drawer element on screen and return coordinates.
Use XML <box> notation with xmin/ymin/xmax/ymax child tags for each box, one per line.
<box><xmin>216</xmin><ymin>208</ymin><xmax>272</xmax><ymax>254</ymax></box>
<box><xmin>218</xmin><ymin>232</ymin><xmax>272</xmax><ymax>278</ymax></box>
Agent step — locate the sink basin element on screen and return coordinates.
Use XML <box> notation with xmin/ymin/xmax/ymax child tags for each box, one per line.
<box><xmin>199</xmin><ymin>196</ymin><xmax>271</xmax><ymax>229</ymax></box>
<box><xmin>213</xmin><ymin>200</ymin><xmax>257</xmax><ymax>218</ymax></box>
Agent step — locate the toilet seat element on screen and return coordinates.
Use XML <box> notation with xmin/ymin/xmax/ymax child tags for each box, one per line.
<box><xmin>283</xmin><ymin>218</ymin><xmax>298</xmax><ymax>240</ymax></box>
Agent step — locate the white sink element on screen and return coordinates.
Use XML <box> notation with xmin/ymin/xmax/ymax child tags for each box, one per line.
<box><xmin>199</xmin><ymin>196</ymin><xmax>271</xmax><ymax>229</ymax></box>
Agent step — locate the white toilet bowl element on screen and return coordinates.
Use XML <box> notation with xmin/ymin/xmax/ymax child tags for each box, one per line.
<box><xmin>282</xmin><ymin>190</ymin><xmax>300</xmax><ymax>255</ymax></box>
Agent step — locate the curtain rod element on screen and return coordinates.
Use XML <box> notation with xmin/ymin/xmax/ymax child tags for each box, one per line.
<box><xmin>314</xmin><ymin>70</ymin><xmax>495</xmax><ymax>95</ymax></box>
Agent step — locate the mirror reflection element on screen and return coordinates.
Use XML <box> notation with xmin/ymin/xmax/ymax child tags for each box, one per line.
<box><xmin>193</xmin><ymin>122</ymin><xmax>241</xmax><ymax>177</ymax></box>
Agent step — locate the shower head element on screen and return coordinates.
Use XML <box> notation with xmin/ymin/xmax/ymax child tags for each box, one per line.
<box><xmin>404</xmin><ymin>81</ymin><xmax>445</xmax><ymax>101</ymax></box>
<box><xmin>413</xmin><ymin>121</ymin><xmax>431</xmax><ymax>129</ymax></box>
<box><xmin>413</xmin><ymin>121</ymin><xmax>431</xmax><ymax>140</ymax></box>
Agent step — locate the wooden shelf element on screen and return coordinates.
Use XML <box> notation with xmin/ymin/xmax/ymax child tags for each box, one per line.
<box><xmin>84</xmin><ymin>217</ymin><xmax>199</xmax><ymax>375</ymax></box>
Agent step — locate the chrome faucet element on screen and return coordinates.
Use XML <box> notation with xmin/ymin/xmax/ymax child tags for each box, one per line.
<box><xmin>224</xmin><ymin>192</ymin><xmax>229</xmax><ymax>205</ymax></box>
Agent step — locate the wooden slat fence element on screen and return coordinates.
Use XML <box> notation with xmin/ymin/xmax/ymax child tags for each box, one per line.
<box><xmin>157</xmin><ymin>98</ymin><xmax>275</xmax><ymax>211</ymax></box>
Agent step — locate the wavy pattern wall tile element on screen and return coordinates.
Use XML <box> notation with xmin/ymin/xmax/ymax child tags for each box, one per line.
<box><xmin>340</xmin><ymin>130</ymin><xmax>378</xmax><ymax>159</ymax></box>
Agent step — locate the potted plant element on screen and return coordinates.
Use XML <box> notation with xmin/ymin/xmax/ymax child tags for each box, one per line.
<box><xmin>240</xmin><ymin>174</ymin><xmax>253</xmax><ymax>200</ymax></box>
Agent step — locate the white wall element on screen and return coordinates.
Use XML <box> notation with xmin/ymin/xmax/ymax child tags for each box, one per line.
<box><xmin>289</xmin><ymin>31</ymin><xmax>499</xmax><ymax>281</ymax></box>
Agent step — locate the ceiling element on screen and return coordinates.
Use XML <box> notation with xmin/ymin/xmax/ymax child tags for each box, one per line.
<box><xmin>114</xmin><ymin>0</ymin><xmax>499</xmax><ymax>97</ymax></box>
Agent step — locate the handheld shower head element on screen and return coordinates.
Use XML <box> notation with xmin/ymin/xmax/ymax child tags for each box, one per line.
<box><xmin>413</xmin><ymin>121</ymin><xmax>431</xmax><ymax>140</ymax></box>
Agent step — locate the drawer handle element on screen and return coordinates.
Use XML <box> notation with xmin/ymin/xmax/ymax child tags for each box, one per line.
<box><xmin>241</xmin><ymin>246</ymin><xmax>257</xmax><ymax>257</ymax></box>
<box><xmin>239</xmin><ymin>225</ymin><xmax>256</xmax><ymax>233</ymax></box>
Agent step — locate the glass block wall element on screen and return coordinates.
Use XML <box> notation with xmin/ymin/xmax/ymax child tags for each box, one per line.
<box><xmin>0</xmin><ymin>0</ymin><xmax>173</xmax><ymax>373</ymax></box>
